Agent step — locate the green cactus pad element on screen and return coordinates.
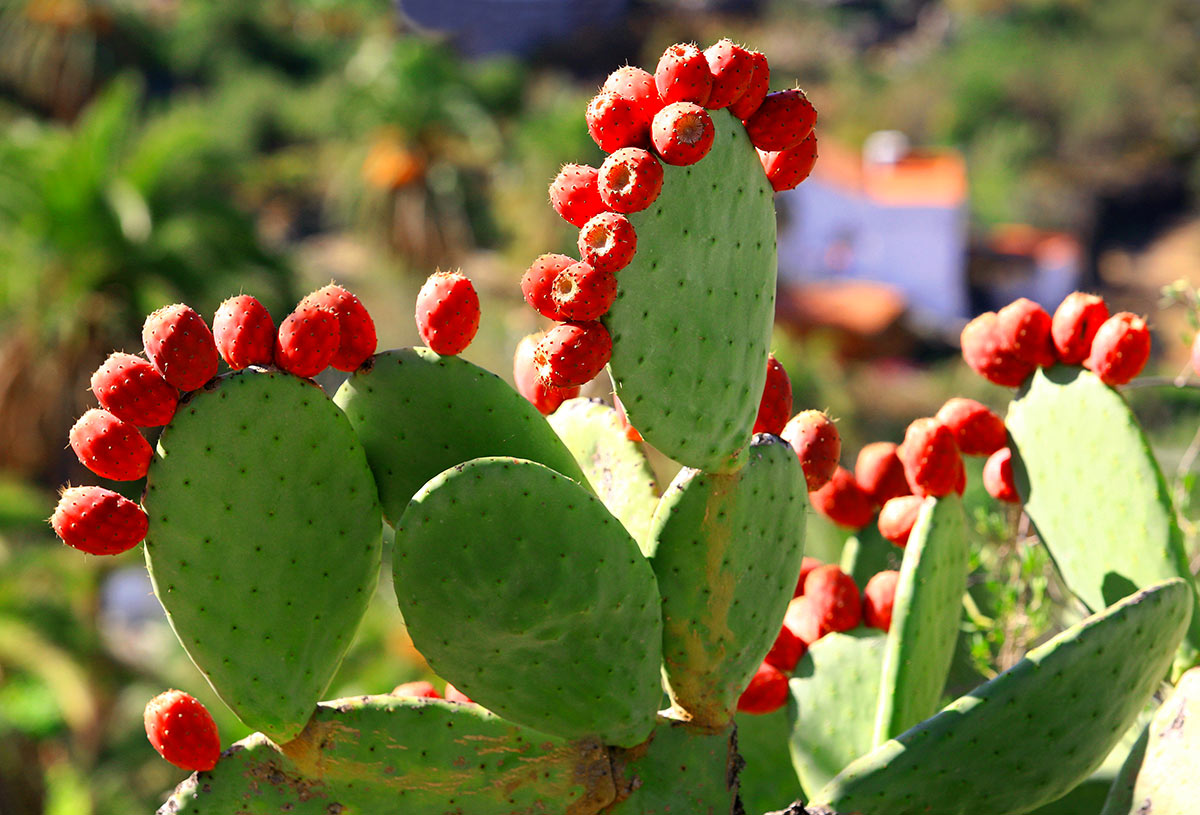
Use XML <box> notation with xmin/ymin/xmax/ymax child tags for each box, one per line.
<box><xmin>1098</xmin><ymin>721</ymin><xmax>1151</xmax><ymax>815</ymax></box>
<box><xmin>159</xmin><ymin>695</ymin><xmax>616</xmax><ymax>814</ymax></box>
<box><xmin>1006</xmin><ymin>366</ymin><xmax>1200</xmax><ymax>650</ymax></box>
<box><xmin>874</xmin><ymin>494</ymin><xmax>968</xmax><ymax>744</ymax></box>
<box><xmin>604</xmin><ymin>109</ymin><xmax>777</xmax><ymax>473</ymax></box>
<box><xmin>548</xmin><ymin>398</ymin><xmax>661</xmax><ymax>547</ymax></box>
<box><xmin>605</xmin><ymin>714</ymin><xmax>737</xmax><ymax>814</ymax></box>
<box><xmin>144</xmin><ymin>370</ymin><xmax>382</xmax><ymax>741</ymax></box>
<box><xmin>1107</xmin><ymin>667</ymin><xmax>1200</xmax><ymax>815</ymax></box>
<box><xmin>840</xmin><ymin>522</ymin><xmax>901</xmax><ymax>586</ymax></box>
<box><xmin>333</xmin><ymin>348</ymin><xmax>589</xmax><ymax>522</ymax></box>
<box><xmin>394</xmin><ymin>457</ymin><xmax>662</xmax><ymax>747</ymax></box>
<box><xmin>809</xmin><ymin>578</ymin><xmax>1193</xmax><ymax>815</ymax></box>
<box><xmin>734</xmin><ymin>710</ymin><xmax>805</xmax><ymax>815</ymax></box>
<box><xmin>646</xmin><ymin>435</ymin><xmax>808</xmax><ymax>725</ymax></box>
<box><xmin>787</xmin><ymin>630</ymin><xmax>887</xmax><ymax>795</ymax></box>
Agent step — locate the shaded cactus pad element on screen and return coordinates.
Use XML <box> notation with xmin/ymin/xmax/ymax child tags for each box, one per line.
<box><xmin>605</xmin><ymin>108</ymin><xmax>777</xmax><ymax>473</ymax></box>
<box><xmin>159</xmin><ymin>695</ymin><xmax>616</xmax><ymax>814</ymax></box>
<box><xmin>334</xmin><ymin>348</ymin><xmax>589</xmax><ymax>522</ymax></box>
<box><xmin>810</xmin><ymin>578</ymin><xmax>1193</xmax><ymax>815</ymax></box>
<box><xmin>393</xmin><ymin>457</ymin><xmax>663</xmax><ymax>747</ymax></box>
<box><xmin>647</xmin><ymin>434</ymin><xmax>807</xmax><ymax>724</ymax></box>
<box><xmin>604</xmin><ymin>715</ymin><xmax>738</xmax><ymax>814</ymax></box>
<box><xmin>144</xmin><ymin>370</ymin><xmax>382</xmax><ymax>742</ymax></box>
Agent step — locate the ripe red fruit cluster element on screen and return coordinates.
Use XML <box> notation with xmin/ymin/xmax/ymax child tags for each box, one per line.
<box><xmin>962</xmin><ymin>292</ymin><xmax>1150</xmax><ymax>388</ymax></box>
<box><xmin>513</xmin><ymin>332</ymin><xmax>580</xmax><ymax>416</ymax></box>
<box><xmin>144</xmin><ymin>689</ymin><xmax>221</xmax><ymax>772</ymax></box>
<box><xmin>415</xmin><ymin>271</ymin><xmax>481</xmax><ymax>356</ymax></box>
<box><xmin>781</xmin><ymin>410</ymin><xmax>840</xmax><ymax>492</ymax></box>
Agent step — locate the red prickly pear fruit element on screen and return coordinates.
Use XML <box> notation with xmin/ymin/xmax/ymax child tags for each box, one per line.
<box><xmin>1084</xmin><ymin>312</ymin><xmax>1151</xmax><ymax>386</ymax></box>
<box><xmin>586</xmin><ymin>91</ymin><xmax>648</xmax><ymax>153</ymax></box>
<box><xmin>781</xmin><ymin>409</ymin><xmax>841</xmax><ymax>492</ymax></box>
<box><xmin>551</xmin><ymin>261</ymin><xmax>618</xmax><ymax>322</ymax></box>
<box><xmin>521</xmin><ymin>253</ymin><xmax>573</xmax><ymax>320</ymax></box>
<box><xmin>602</xmin><ymin>66</ymin><xmax>664</xmax><ymax>135</ymax></box>
<box><xmin>898</xmin><ymin>418</ymin><xmax>961</xmax><ymax>498</ymax></box>
<box><xmin>743</xmin><ymin>89</ymin><xmax>817</xmax><ymax>152</ymax></box>
<box><xmin>801</xmin><ymin>564</ymin><xmax>862</xmax><ymax>635</ymax></box>
<box><xmin>533</xmin><ymin>321</ymin><xmax>612</xmax><ymax>388</ymax></box>
<box><xmin>863</xmin><ymin>570</ymin><xmax>899</xmax><ymax>632</ymax></box>
<box><xmin>854</xmin><ymin>441</ymin><xmax>911</xmax><ymax>507</ymax></box>
<box><xmin>953</xmin><ymin>454</ymin><xmax>967</xmax><ymax>496</ymax></box>
<box><xmin>142</xmin><ymin>304</ymin><xmax>219</xmax><ymax>391</ymax></box>
<box><xmin>810</xmin><ymin>466</ymin><xmax>875</xmax><ymax>530</ymax></box>
<box><xmin>1052</xmin><ymin>291</ymin><xmax>1109</xmax><ymax>365</ymax></box>
<box><xmin>996</xmin><ymin>297</ymin><xmax>1056</xmax><ymax>367</ymax></box>
<box><xmin>578</xmin><ymin>211</ymin><xmax>637</xmax><ymax>275</ymax></box>
<box><xmin>753</xmin><ymin>354</ymin><xmax>793</xmax><ymax>436</ymax></box>
<box><xmin>654</xmin><ymin>43</ymin><xmax>713</xmax><ymax>107</ymax></box>
<box><xmin>275</xmin><ymin>303</ymin><xmax>340</xmax><ymax>378</ymax></box>
<box><xmin>444</xmin><ymin>683</ymin><xmax>474</xmax><ymax>704</ymax></box>
<box><xmin>90</xmin><ymin>352</ymin><xmax>178</xmax><ymax>428</ymax></box>
<box><xmin>737</xmin><ymin>661</ymin><xmax>789</xmax><ymax>715</ymax></box>
<box><xmin>548</xmin><ymin>164</ymin><xmax>605</xmax><ymax>228</ymax></box>
<box><xmin>51</xmin><ymin>485</ymin><xmax>148</xmax><ymax>555</ymax></box>
<box><xmin>651</xmin><ymin>102</ymin><xmax>715</xmax><ymax>166</ymax></box>
<box><xmin>961</xmin><ymin>311</ymin><xmax>1037</xmax><ymax>387</ymax></box>
<box><xmin>614</xmin><ymin>394</ymin><xmax>643</xmax><ymax>443</ymax></box>
<box><xmin>784</xmin><ymin>596</ymin><xmax>822</xmax><ymax>646</ymax></box>
<box><xmin>703</xmin><ymin>39</ymin><xmax>753</xmax><ymax>110</ymax></box>
<box><xmin>416</xmin><ymin>271</ymin><xmax>481</xmax><ymax>356</ymax></box>
<box><xmin>391</xmin><ymin>680</ymin><xmax>441</xmax><ymax>699</ymax></box>
<box><xmin>983</xmin><ymin>447</ymin><xmax>1020</xmax><ymax>504</ymax></box>
<box><xmin>793</xmin><ymin>555</ymin><xmax>823</xmax><ymax>598</ymax></box>
<box><xmin>514</xmin><ymin>332</ymin><xmax>579</xmax><ymax>416</ymax></box>
<box><xmin>597</xmin><ymin>147</ymin><xmax>664</xmax><ymax>214</ymax></box>
<box><xmin>69</xmin><ymin>409</ymin><xmax>153</xmax><ymax>482</ymax></box>
<box><xmin>878</xmin><ymin>494</ymin><xmax>923</xmax><ymax>548</ymax></box>
<box><xmin>758</xmin><ymin>132</ymin><xmax>819</xmax><ymax>193</ymax></box>
<box><xmin>764</xmin><ymin>623</ymin><xmax>806</xmax><ymax>674</ymax></box>
<box><xmin>935</xmin><ymin>397</ymin><xmax>1007</xmax><ymax>457</ymax></box>
<box><xmin>298</xmin><ymin>284</ymin><xmax>378</xmax><ymax>371</ymax></box>
<box><xmin>213</xmin><ymin>294</ymin><xmax>275</xmax><ymax>371</ymax></box>
<box><xmin>728</xmin><ymin>50</ymin><xmax>770</xmax><ymax>119</ymax></box>
<box><xmin>143</xmin><ymin>689</ymin><xmax>221</xmax><ymax>772</ymax></box>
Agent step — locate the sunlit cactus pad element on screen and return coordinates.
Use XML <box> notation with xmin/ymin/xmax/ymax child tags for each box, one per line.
<box><xmin>393</xmin><ymin>457</ymin><xmax>663</xmax><ymax>747</ymax></box>
<box><xmin>605</xmin><ymin>108</ymin><xmax>777</xmax><ymax>473</ymax></box>
<box><xmin>145</xmin><ymin>370</ymin><xmax>382</xmax><ymax>742</ymax></box>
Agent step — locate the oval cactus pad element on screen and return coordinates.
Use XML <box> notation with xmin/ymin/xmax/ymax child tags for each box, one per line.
<box><xmin>334</xmin><ymin>348</ymin><xmax>589</xmax><ymax>523</ymax></box>
<box><xmin>646</xmin><ymin>434</ymin><xmax>807</xmax><ymax>725</ymax></box>
<box><xmin>394</xmin><ymin>457</ymin><xmax>663</xmax><ymax>747</ymax></box>
<box><xmin>605</xmin><ymin>109</ymin><xmax>777</xmax><ymax>472</ymax></box>
<box><xmin>810</xmin><ymin>578</ymin><xmax>1193</xmax><ymax>815</ymax></box>
<box><xmin>144</xmin><ymin>370</ymin><xmax>382</xmax><ymax>742</ymax></box>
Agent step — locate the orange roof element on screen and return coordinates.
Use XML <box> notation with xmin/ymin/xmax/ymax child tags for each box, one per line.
<box><xmin>812</xmin><ymin>140</ymin><xmax>967</xmax><ymax>208</ymax></box>
<box><xmin>989</xmin><ymin>224</ymin><xmax>1083</xmax><ymax>265</ymax></box>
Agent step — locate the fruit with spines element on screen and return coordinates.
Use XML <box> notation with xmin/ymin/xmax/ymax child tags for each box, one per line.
<box><xmin>415</xmin><ymin>270</ymin><xmax>481</xmax><ymax>356</ymax></box>
<box><xmin>803</xmin><ymin>564</ymin><xmax>863</xmax><ymax>636</ymax></box>
<box><xmin>810</xmin><ymin>466</ymin><xmax>874</xmax><ymax>529</ymax></box>
<box><xmin>578</xmin><ymin>212</ymin><xmax>637</xmax><ymax>274</ymax></box>
<box><xmin>90</xmin><ymin>352</ymin><xmax>178</xmax><ymax>427</ymax></box>
<box><xmin>997</xmin><ymin>297</ymin><xmax>1056</xmax><ymax>367</ymax></box>
<box><xmin>703</xmin><ymin>39</ymin><xmax>753</xmax><ymax>109</ymax></box>
<box><xmin>597</xmin><ymin>147</ymin><xmax>664</xmax><ymax>213</ymax></box>
<box><xmin>298</xmin><ymin>283</ymin><xmax>377</xmax><ymax>371</ymax></box>
<box><xmin>586</xmin><ymin>90</ymin><xmax>647</xmax><ymax>153</ymax></box>
<box><xmin>855</xmin><ymin>441</ymin><xmax>910</xmax><ymax>506</ymax></box>
<box><xmin>728</xmin><ymin>49</ymin><xmax>769</xmax><ymax>119</ymax></box>
<box><xmin>602</xmin><ymin>65</ymin><xmax>663</xmax><ymax>133</ymax></box>
<box><xmin>534</xmin><ymin>321</ymin><xmax>612</xmax><ymax>388</ymax></box>
<box><xmin>759</xmin><ymin>132</ymin><xmax>819</xmax><ymax>192</ymax></box>
<box><xmin>51</xmin><ymin>485</ymin><xmax>148</xmax><ymax>555</ymax></box>
<box><xmin>213</xmin><ymin>294</ymin><xmax>275</xmax><ymax>370</ymax></box>
<box><xmin>513</xmin><ymin>332</ymin><xmax>579</xmax><ymax>415</ymax></box>
<box><xmin>1085</xmin><ymin>312</ymin><xmax>1151</xmax><ymax>386</ymax></box>
<box><xmin>935</xmin><ymin>397</ymin><xmax>1007</xmax><ymax>456</ymax></box>
<box><xmin>743</xmin><ymin>89</ymin><xmax>817</xmax><ymax>151</ymax></box>
<box><xmin>898</xmin><ymin>417</ymin><xmax>961</xmax><ymax>497</ymax></box>
<box><xmin>651</xmin><ymin>102</ymin><xmax>715</xmax><ymax>165</ymax></box>
<box><xmin>737</xmin><ymin>662</ymin><xmax>789</xmax><ymax>714</ymax></box>
<box><xmin>144</xmin><ymin>689</ymin><xmax>221</xmax><ymax>772</ymax></box>
<box><xmin>274</xmin><ymin>302</ymin><xmax>340</xmax><ymax>377</ymax></box>
<box><xmin>654</xmin><ymin>43</ymin><xmax>713</xmax><ymax>106</ymax></box>
<box><xmin>1052</xmin><ymin>291</ymin><xmax>1109</xmax><ymax>364</ymax></box>
<box><xmin>782</xmin><ymin>409</ymin><xmax>841</xmax><ymax>491</ymax></box>
<box><xmin>548</xmin><ymin>163</ymin><xmax>605</xmax><ymax>227</ymax></box>
<box><xmin>961</xmin><ymin>310</ymin><xmax>1037</xmax><ymax>387</ymax></box>
<box><xmin>69</xmin><ymin>408</ymin><xmax>153</xmax><ymax>481</ymax></box>
<box><xmin>143</xmin><ymin>304</ymin><xmax>220</xmax><ymax>391</ymax></box>
<box><xmin>753</xmin><ymin>353</ymin><xmax>793</xmax><ymax>435</ymax></box>
<box><xmin>521</xmin><ymin>253</ymin><xmax>572</xmax><ymax>320</ymax></box>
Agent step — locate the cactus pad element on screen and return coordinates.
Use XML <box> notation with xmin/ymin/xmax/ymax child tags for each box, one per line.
<box><xmin>605</xmin><ymin>109</ymin><xmax>777</xmax><ymax>473</ymax></box>
<box><xmin>394</xmin><ymin>457</ymin><xmax>662</xmax><ymax>747</ymax></box>
<box><xmin>787</xmin><ymin>630</ymin><xmax>887</xmax><ymax>795</ymax></box>
<box><xmin>734</xmin><ymin>710</ymin><xmax>805</xmax><ymax>815</ymax></box>
<box><xmin>160</xmin><ymin>695</ymin><xmax>616</xmax><ymax>814</ymax></box>
<box><xmin>646</xmin><ymin>434</ymin><xmax>807</xmax><ymax>724</ymax></box>
<box><xmin>333</xmin><ymin>348</ymin><xmax>588</xmax><ymax>522</ymax></box>
<box><xmin>144</xmin><ymin>370</ymin><xmax>382</xmax><ymax>741</ymax></box>
<box><xmin>809</xmin><ymin>578</ymin><xmax>1193</xmax><ymax>815</ymax></box>
<box><xmin>874</xmin><ymin>494</ymin><xmax>968</xmax><ymax>744</ymax></box>
<box><xmin>548</xmin><ymin>398</ymin><xmax>661</xmax><ymax>546</ymax></box>
<box><xmin>1006</xmin><ymin>366</ymin><xmax>1200</xmax><ymax>650</ymax></box>
<box><xmin>840</xmin><ymin>522</ymin><xmax>900</xmax><ymax>586</ymax></box>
